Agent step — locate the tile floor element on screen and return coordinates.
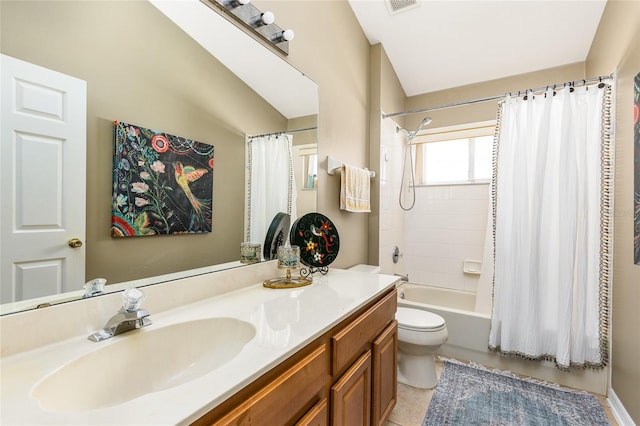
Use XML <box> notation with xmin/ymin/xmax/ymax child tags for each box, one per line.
<box><xmin>384</xmin><ymin>359</ymin><xmax>618</xmax><ymax>426</ymax></box>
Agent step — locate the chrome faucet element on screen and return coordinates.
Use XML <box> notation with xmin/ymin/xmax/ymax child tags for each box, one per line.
<box><xmin>394</xmin><ymin>273</ymin><xmax>409</xmax><ymax>282</ymax></box>
<box><xmin>88</xmin><ymin>288</ymin><xmax>151</xmax><ymax>342</ymax></box>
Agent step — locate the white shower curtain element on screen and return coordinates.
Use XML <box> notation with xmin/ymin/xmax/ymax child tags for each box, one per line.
<box><xmin>246</xmin><ymin>133</ymin><xmax>297</xmax><ymax>245</ymax></box>
<box><xmin>488</xmin><ymin>85</ymin><xmax>612</xmax><ymax>369</ymax></box>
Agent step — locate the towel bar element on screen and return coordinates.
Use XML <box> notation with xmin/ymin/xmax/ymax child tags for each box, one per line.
<box><xmin>327</xmin><ymin>156</ymin><xmax>375</xmax><ymax>178</ymax></box>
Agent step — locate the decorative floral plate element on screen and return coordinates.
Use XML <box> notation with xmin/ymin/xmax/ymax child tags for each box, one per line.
<box><xmin>289</xmin><ymin>213</ymin><xmax>340</xmax><ymax>268</ymax></box>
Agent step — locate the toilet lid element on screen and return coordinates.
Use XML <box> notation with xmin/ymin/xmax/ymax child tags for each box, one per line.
<box><xmin>396</xmin><ymin>307</ymin><xmax>446</xmax><ymax>331</ymax></box>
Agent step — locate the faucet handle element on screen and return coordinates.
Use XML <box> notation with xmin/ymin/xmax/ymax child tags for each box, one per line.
<box><xmin>122</xmin><ymin>287</ymin><xmax>145</xmax><ymax>312</ymax></box>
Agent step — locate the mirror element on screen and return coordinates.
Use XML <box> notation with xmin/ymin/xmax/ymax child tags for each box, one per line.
<box><xmin>0</xmin><ymin>0</ymin><xmax>318</xmax><ymax>315</ymax></box>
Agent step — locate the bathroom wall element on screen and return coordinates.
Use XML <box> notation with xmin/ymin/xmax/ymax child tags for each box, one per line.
<box><xmin>257</xmin><ymin>0</ymin><xmax>373</xmax><ymax>269</ymax></box>
<box><xmin>369</xmin><ymin>44</ymin><xmax>409</xmax><ymax>268</ymax></box>
<box><xmin>377</xmin><ymin>117</ymin><xmax>406</xmax><ymax>276</ymax></box>
<box><xmin>403</xmin><ymin>184</ymin><xmax>489</xmax><ymax>292</ymax></box>
<box><xmin>403</xmin><ymin>62</ymin><xmax>586</xmax><ymax>133</ymax></box>
<box><xmin>586</xmin><ymin>0</ymin><xmax>640</xmax><ymax>422</ymax></box>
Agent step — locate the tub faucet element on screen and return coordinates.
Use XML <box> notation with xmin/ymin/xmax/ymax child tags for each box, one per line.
<box><xmin>88</xmin><ymin>288</ymin><xmax>151</xmax><ymax>342</ymax></box>
<box><xmin>394</xmin><ymin>273</ymin><xmax>409</xmax><ymax>282</ymax></box>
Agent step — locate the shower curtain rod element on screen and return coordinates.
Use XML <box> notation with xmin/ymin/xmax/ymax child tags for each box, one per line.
<box><xmin>382</xmin><ymin>73</ymin><xmax>614</xmax><ymax>119</ymax></box>
<box><xmin>248</xmin><ymin>126</ymin><xmax>317</xmax><ymax>139</ymax></box>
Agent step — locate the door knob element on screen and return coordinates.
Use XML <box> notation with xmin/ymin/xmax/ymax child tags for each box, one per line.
<box><xmin>68</xmin><ymin>238</ymin><xmax>83</xmax><ymax>248</ymax></box>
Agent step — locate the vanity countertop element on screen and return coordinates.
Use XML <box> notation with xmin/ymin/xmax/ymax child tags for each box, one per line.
<box><xmin>0</xmin><ymin>268</ymin><xmax>398</xmax><ymax>425</ymax></box>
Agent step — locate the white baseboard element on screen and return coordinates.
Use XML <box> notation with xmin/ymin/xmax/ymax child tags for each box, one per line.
<box><xmin>608</xmin><ymin>388</ymin><xmax>637</xmax><ymax>426</ymax></box>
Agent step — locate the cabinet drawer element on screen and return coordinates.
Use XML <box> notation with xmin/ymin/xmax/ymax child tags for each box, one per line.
<box><xmin>331</xmin><ymin>289</ymin><xmax>396</xmax><ymax>375</ymax></box>
<box><xmin>213</xmin><ymin>344</ymin><xmax>329</xmax><ymax>425</ymax></box>
<box><xmin>296</xmin><ymin>398</ymin><xmax>328</xmax><ymax>426</ymax></box>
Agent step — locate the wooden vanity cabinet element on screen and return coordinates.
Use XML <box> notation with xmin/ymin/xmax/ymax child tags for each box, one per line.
<box><xmin>330</xmin><ymin>290</ymin><xmax>398</xmax><ymax>426</ymax></box>
<box><xmin>193</xmin><ymin>287</ymin><xmax>397</xmax><ymax>426</ymax></box>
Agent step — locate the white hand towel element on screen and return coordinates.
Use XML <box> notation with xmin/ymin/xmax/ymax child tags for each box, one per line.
<box><xmin>340</xmin><ymin>164</ymin><xmax>371</xmax><ymax>212</ymax></box>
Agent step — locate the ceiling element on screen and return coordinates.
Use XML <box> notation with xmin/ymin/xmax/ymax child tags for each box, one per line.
<box><xmin>348</xmin><ymin>0</ymin><xmax>607</xmax><ymax>97</ymax></box>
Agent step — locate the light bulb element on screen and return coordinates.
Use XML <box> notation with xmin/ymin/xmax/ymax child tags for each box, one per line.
<box><xmin>272</xmin><ymin>29</ymin><xmax>294</xmax><ymax>42</ymax></box>
<box><xmin>282</xmin><ymin>29</ymin><xmax>294</xmax><ymax>41</ymax></box>
<box><xmin>251</xmin><ymin>11</ymin><xmax>275</xmax><ymax>27</ymax></box>
<box><xmin>260</xmin><ymin>11</ymin><xmax>275</xmax><ymax>25</ymax></box>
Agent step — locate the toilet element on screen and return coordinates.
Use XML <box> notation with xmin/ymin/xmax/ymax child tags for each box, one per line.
<box><xmin>347</xmin><ymin>265</ymin><xmax>448</xmax><ymax>389</ymax></box>
<box><xmin>396</xmin><ymin>306</ymin><xmax>448</xmax><ymax>389</ymax></box>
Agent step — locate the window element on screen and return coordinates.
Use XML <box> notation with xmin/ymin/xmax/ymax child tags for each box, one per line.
<box><xmin>293</xmin><ymin>144</ymin><xmax>318</xmax><ymax>189</ymax></box>
<box><xmin>414</xmin><ymin>122</ymin><xmax>495</xmax><ymax>185</ymax></box>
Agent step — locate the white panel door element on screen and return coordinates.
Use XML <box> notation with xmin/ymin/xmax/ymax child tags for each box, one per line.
<box><xmin>1</xmin><ymin>54</ymin><xmax>87</xmax><ymax>303</ymax></box>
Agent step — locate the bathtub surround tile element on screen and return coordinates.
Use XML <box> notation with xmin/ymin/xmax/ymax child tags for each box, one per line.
<box><xmin>403</xmin><ymin>183</ymin><xmax>490</xmax><ymax>295</ymax></box>
<box><xmin>446</xmin><ymin>243</ymin><xmax>484</xmax><ymax>262</ymax></box>
<box><xmin>447</xmin><ymin>229</ymin><xmax>486</xmax><ymax>245</ymax></box>
<box><xmin>462</xmin><ymin>274</ymin><xmax>481</xmax><ymax>293</ymax></box>
<box><xmin>420</xmin><ymin>214</ymin><xmax>452</xmax><ymax>230</ymax></box>
<box><xmin>411</xmin><ymin>228</ymin><xmax>452</xmax><ymax>245</ymax></box>
<box><xmin>448</xmin><ymin>198</ymin><xmax>489</xmax><ymax>215</ymax></box>
<box><xmin>446</xmin><ymin>214</ymin><xmax>487</xmax><ymax>231</ymax></box>
<box><xmin>417</xmin><ymin>185</ymin><xmax>451</xmax><ymax>200</ymax></box>
<box><xmin>405</xmin><ymin>242</ymin><xmax>448</xmax><ymax>259</ymax></box>
<box><xmin>449</xmin><ymin>184</ymin><xmax>490</xmax><ymax>200</ymax></box>
<box><xmin>378</xmin><ymin>118</ymin><xmax>407</xmax><ymax>276</ymax></box>
<box><xmin>413</xmin><ymin>197</ymin><xmax>451</xmax><ymax>215</ymax></box>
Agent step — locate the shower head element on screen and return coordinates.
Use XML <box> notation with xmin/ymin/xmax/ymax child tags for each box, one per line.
<box><xmin>414</xmin><ymin>116</ymin><xmax>432</xmax><ymax>133</ymax></box>
<box><xmin>397</xmin><ymin>116</ymin><xmax>432</xmax><ymax>139</ymax></box>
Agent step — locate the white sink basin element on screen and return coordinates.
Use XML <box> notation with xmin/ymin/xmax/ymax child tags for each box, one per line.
<box><xmin>31</xmin><ymin>317</ymin><xmax>256</xmax><ymax>412</ymax></box>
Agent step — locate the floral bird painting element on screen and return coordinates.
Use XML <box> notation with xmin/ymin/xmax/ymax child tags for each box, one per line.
<box><xmin>112</xmin><ymin>121</ymin><xmax>214</xmax><ymax>237</ymax></box>
<box><xmin>171</xmin><ymin>161</ymin><xmax>210</xmax><ymax>229</ymax></box>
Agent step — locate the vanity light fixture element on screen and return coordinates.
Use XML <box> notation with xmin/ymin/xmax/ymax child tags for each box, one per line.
<box><xmin>204</xmin><ymin>0</ymin><xmax>293</xmax><ymax>55</ymax></box>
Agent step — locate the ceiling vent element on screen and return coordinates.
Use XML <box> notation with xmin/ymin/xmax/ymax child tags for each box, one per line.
<box><xmin>385</xmin><ymin>0</ymin><xmax>420</xmax><ymax>15</ymax></box>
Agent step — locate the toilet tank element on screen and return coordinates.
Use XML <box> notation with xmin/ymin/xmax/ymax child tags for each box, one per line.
<box><xmin>348</xmin><ymin>264</ymin><xmax>382</xmax><ymax>274</ymax></box>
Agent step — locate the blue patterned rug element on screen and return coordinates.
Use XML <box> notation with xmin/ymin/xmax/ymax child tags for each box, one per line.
<box><xmin>423</xmin><ymin>360</ymin><xmax>610</xmax><ymax>426</ymax></box>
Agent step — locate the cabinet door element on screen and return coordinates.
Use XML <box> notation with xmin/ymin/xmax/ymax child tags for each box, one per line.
<box><xmin>331</xmin><ymin>289</ymin><xmax>396</xmax><ymax>376</ymax></box>
<box><xmin>331</xmin><ymin>350</ymin><xmax>372</xmax><ymax>426</ymax></box>
<box><xmin>372</xmin><ymin>320</ymin><xmax>398</xmax><ymax>426</ymax></box>
<box><xmin>296</xmin><ymin>398</ymin><xmax>328</xmax><ymax>426</ymax></box>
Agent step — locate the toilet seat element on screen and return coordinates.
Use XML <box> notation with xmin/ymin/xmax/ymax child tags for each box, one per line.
<box><xmin>396</xmin><ymin>307</ymin><xmax>446</xmax><ymax>332</ymax></box>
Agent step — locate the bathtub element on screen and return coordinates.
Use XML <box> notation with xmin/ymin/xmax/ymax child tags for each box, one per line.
<box><xmin>396</xmin><ymin>283</ymin><xmax>492</xmax><ymax>353</ymax></box>
<box><xmin>396</xmin><ymin>282</ymin><xmax>608</xmax><ymax>394</ymax></box>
